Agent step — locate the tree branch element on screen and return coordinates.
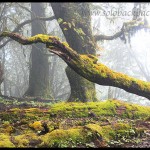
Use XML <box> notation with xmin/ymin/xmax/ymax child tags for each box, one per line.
<box><xmin>1</xmin><ymin>31</ymin><xmax>150</xmax><ymax>100</ymax></box>
<box><xmin>15</xmin><ymin>3</ymin><xmax>32</xmax><ymax>14</ymax></box>
<box><xmin>0</xmin><ymin>16</ymin><xmax>55</xmax><ymax>48</ymax></box>
<box><xmin>94</xmin><ymin>30</ymin><xmax>123</xmax><ymax>41</ymax></box>
<box><xmin>94</xmin><ymin>20</ymin><xmax>150</xmax><ymax>41</ymax></box>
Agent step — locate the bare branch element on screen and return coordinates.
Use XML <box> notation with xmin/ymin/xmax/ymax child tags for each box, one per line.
<box><xmin>0</xmin><ymin>3</ymin><xmax>7</xmax><ymax>21</ymax></box>
<box><xmin>94</xmin><ymin>30</ymin><xmax>123</xmax><ymax>41</ymax></box>
<box><xmin>16</xmin><ymin>3</ymin><xmax>32</xmax><ymax>14</ymax></box>
<box><xmin>0</xmin><ymin>16</ymin><xmax>55</xmax><ymax>48</ymax></box>
<box><xmin>94</xmin><ymin>20</ymin><xmax>150</xmax><ymax>41</ymax></box>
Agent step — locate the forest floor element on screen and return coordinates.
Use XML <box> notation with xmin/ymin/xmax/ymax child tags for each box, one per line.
<box><xmin>0</xmin><ymin>96</ymin><xmax>150</xmax><ymax>148</ymax></box>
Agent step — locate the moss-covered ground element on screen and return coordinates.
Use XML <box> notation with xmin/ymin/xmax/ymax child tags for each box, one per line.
<box><xmin>0</xmin><ymin>97</ymin><xmax>150</xmax><ymax>148</ymax></box>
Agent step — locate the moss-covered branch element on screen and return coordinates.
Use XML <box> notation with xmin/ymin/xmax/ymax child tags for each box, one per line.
<box><xmin>94</xmin><ymin>20</ymin><xmax>150</xmax><ymax>41</ymax></box>
<box><xmin>1</xmin><ymin>31</ymin><xmax>150</xmax><ymax>100</ymax></box>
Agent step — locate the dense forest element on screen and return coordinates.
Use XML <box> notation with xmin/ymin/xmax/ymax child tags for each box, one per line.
<box><xmin>0</xmin><ymin>2</ymin><xmax>150</xmax><ymax>148</ymax></box>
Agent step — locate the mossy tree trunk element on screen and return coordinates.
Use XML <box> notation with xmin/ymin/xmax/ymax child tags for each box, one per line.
<box><xmin>24</xmin><ymin>3</ymin><xmax>52</xmax><ymax>98</ymax></box>
<box><xmin>51</xmin><ymin>3</ymin><xmax>97</xmax><ymax>102</ymax></box>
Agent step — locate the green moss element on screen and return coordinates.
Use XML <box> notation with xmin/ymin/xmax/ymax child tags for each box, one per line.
<box><xmin>57</xmin><ymin>18</ymin><xmax>63</xmax><ymax>24</ymax></box>
<box><xmin>28</xmin><ymin>34</ymin><xmax>60</xmax><ymax>43</ymax></box>
<box><xmin>84</xmin><ymin>123</ymin><xmax>132</xmax><ymax>142</ymax></box>
<box><xmin>116</xmin><ymin>100</ymin><xmax>150</xmax><ymax>119</ymax></box>
<box><xmin>14</xmin><ymin>135</ymin><xmax>29</xmax><ymax>147</ymax></box>
<box><xmin>113</xmin><ymin>122</ymin><xmax>130</xmax><ymax>130</ymax></box>
<box><xmin>14</xmin><ymin>133</ymin><xmax>41</xmax><ymax>147</ymax></box>
<box><xmin>0</xmin><ymin>98</ymin><xmax>149</xmax><ymax>148</ymax></box>
<box><xmin>48</xmin><ymin>100</ymin><xmax>150</xmax><ymax>119</ymax></box>
<box><xmin>40</xmin><ymin>127</ymin><xmax>86</xmax><ymax>147</ymax></box>
<box><xmin>0</xmin><ymin>133</ymin><xmax>15</xmax><ymax>147</ymax></box>
<box><xmin>29</xmin><ymin>121</ymin><xmax>43</xmax><ymax>131</ymax></box>
<box><xmin>134</xmin><ymin>127</ymin><xmax>145</xmax><ymax>137</ymax></box>
<box><xmin>144</xmin><ymin>116</ymin><xmax>150</xmax><ymax>121</ymax></box>
<box><xmin>0</xmin><ymin>112</ymin><xmax>18</xmax><ymax>122</ymax></box>
<box><xmin>74</xmin><ymin>27</ymin><xmax>86</xmax><ymax>36</ymax></box>
<box><xmin>85</xmin><ymin>123</ymin><xmax>102</xmax><ymax>135</ymax></box>
<box><xmin>101</xmin><ymin>125</ymin><xmax>116</xmax><ymax>141</ymax></box>
<box><xmin>3</xmin><ymin>125</ymin><xmax>14</xmax><ymax>134</ymax></box>
<box><xmin>80</xmin><ymin>54</ymin><xmax>98</xmax><ymax>65</ymax></box>
<box><xmin>40</xmin><ymin>124</ymin><xmax>105</xmax><ymax>148</ymax></box>
<box><xmin>0</xmin><ymin>122</ymin><xmax>143</xmax><ymax>148</ymax></box>
<box><xmin>111</xmin><ymin>122</ymin><xmax>142</xmax><ymax>140</ymax></box>
<box><xmin>73</xmin><ymin>49</ymin><xmax>150</xmax><ymax>94</ymax></box>
<box><xmin>25</xmin><ymin>108</ymin><xmax>41</xmax><ymax>113</ymax></box>
<box><xmin>10</xmin><ymin>108</ymin><xmax>21</xmax><ymax>113</ymax></box>
<box><xmin>62</xmin><ymin>42</ymin><xmax>70</xmax><ymax>47</ymax></box>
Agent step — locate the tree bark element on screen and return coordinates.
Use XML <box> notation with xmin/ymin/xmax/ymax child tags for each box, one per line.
<box><xmin>24</xmin><ymin>3</ymin><xmax>52</xmax><ymax>98</ymax></box>
<box><xmin>0</xmin><ymin>61</ymin><xmax>3</xmax><ymax>95</ymax></box>
<box><xmin>1</xmin><ymin>32</ymin><xmax>150</xmax><ymax>100</ymax></box>
<box><xmin>51</xmin><ymin>3</ymin><xmax>97</xmax><ymax>102</ymax></box>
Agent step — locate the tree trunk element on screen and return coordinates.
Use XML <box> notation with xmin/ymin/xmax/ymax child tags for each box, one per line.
<box><xmin>25</xmin><ymin>3</ymin><xmax>52</xmax><ymax>98</ymax></box>
<box><xmin>1</xmin><ymin>49</ymin><xmax>6</xmax><ymax>95</ymax></box>
<box><xmin>51</xmin><ymin>3</ymin><xmax>97</xmax><ymax>102</ymax></box>
<box><xmin>108</xmin><ymin>87</ymin><xmax>113</xmax><ymax>99</ymax></box>
<box><xmin>0</xmin><ymin>62</ymin><xmax>3</xmax><ymax>95</ymax></box>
